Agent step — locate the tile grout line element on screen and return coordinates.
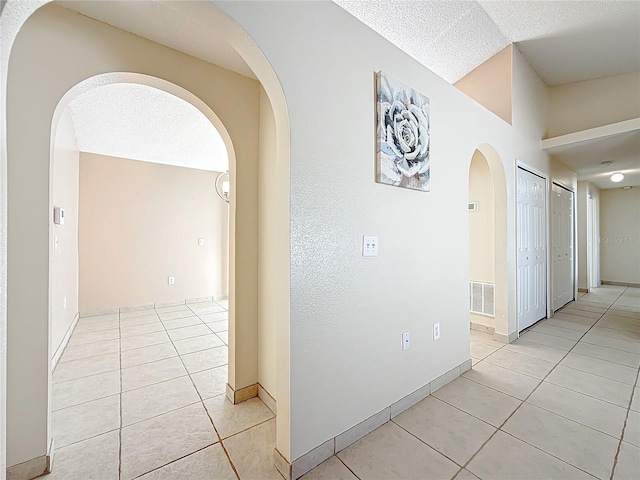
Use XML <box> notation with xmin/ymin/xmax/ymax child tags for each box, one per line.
<box><xmin>459</xmin><ymin>289</ymin><xmax>626</xmax><ymax>478</ymax></box>
<box><xmin>183</xmin><ymin>302</ymin><xmax>241</xmax><ymax>480</ymax></box>
<box><xmin>610</xmin><ymin>342</ymin><xmax>639</xmax><ymax>480</ymax></box>
<box><xmin>149</xmin><ymin>302</ymin><xmax>241</xmax><ymax>480</ymax></box>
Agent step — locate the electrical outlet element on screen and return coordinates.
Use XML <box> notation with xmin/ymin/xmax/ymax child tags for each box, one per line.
<box><xmin>168</xmin><ymin>276</ymin><xmax>175</xmax><ymax>285</ymax></box>
<box><xmin>402</xmin><ymin>331</ymin><xmax>410</xmax><ymax>350</ymax></box>
<box><xmin>433</xmin><ymin>323</ymin><xmax>441</xmax><ymax>341</ymax></box>
<box><xmin>362</xmin><ymin>235</ymin><xmax>379</xmax><ymax>257</ymax></box>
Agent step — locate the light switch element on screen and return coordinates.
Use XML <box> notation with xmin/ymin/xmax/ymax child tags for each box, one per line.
<box><xmin>198</xmin><ymin>238</ymin><xmax>205</xmax><ymax>246</ymax></box>
<box><xmin>362</xmin><ymin>235</ymin><xmax>379</xmax><ymax>257</ymax></box>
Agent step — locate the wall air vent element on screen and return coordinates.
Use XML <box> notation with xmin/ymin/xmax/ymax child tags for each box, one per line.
<box><xmin>469</xmin><ymin>282</ymin><xmax>495</xmax><ymax>317</ymax></box>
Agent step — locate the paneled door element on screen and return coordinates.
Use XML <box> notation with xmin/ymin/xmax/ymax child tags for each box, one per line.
<box><xmin>517</xmin><ymin>167</ymin><xmax>547</xmax><ymax>332</ymax></box>
<box><xmin>552</xmin><ymin>183</ymin><xmax>574</xmax><ymax>311</ymax></box>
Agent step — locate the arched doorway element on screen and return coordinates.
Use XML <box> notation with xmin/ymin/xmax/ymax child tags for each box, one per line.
<box><xmin>0</xmin><ymin>1</ymin><xmax>291</xmax><ymax>476</ymax></box>
<box><xmin>468</xmin><ymin>145</ymin><xmax>509</xmax><ymax>344</ymax></box>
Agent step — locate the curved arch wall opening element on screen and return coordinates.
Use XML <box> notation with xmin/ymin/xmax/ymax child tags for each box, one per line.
<box><xmin>468</xmin><ymin>145</ymin><xmax>509</xmax><ymax>342</ymax></box>
<box><xmin>3</xmin><ymin>2</ymin><xmax>291</xmax><ymax>475</ymax></box>
<box><xmin>50</xmin><ymin>79</ymin><xmax>232</xmax><ymax>362</ymax></box>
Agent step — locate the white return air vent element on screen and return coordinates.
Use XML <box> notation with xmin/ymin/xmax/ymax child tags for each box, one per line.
<box><xmin>470</xmin><ymin>282</ymin><xmax>495</xmax><ymax>317</ymax></box>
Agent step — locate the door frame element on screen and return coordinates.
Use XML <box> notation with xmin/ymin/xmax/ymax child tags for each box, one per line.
<box><xmin>516</xmin><ymin>161</ymin><xmax>551</xmax><ymax>333</ymax></box>
<box><xmin>551</xmin><ymin>181</ymin><xmax>576</xmax><ymax>311</ymax></box>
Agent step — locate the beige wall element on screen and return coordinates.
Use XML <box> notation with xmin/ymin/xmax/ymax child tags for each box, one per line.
<box><xmin>577</xmin><ymin>181</ymin><xmax>600</xmax><ymax>290</ymax></box>
<box><xmin>6</xmin><ymin>5</ymin><xmax>262</xmax><ymax>467</ymax></box>
<box><xmin>455</xmin><ymin>45</ymin><xmax>512</xmax><ymax>125</ymax></box>
<box><xmin>600</xmin><ymin>187</ymin><xmax>640</xmax><ymax>285</ymax></box>
<box><xmin>258</xmin><ymin>87</ymin><xmax>278</xmax><ymax>399</ymax></box>
<box><xmin>79</xmin><ymin>152</ymin><xmax>228</xmax><ymax>311</ymax></box>
<box><xmin>51</xmin><ymin>107</ymin><xmax>79</xmax><ymax>358</ymax></box>
<box><xmin>548</xmin><ymin>72</ymin><xmax>640</xmax><ymax>137</ymax></box>
<box><xmin>469</xmin><ymin>150</ymin><xmax>495</xmax><ymax>328</ymax></box>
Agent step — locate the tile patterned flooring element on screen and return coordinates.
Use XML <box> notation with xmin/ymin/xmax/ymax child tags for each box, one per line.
<box><xmin>46</xmin><ymin>286</ymin><xmax>640</xmax><ymax>479</ymax></box>
<box><xmin>46</xmin><ymin>299</ymin><xmax>282</xmax><ymax>480</ymax></box>
<box><xmin>303</xmin><ymin>285</ymin><xmax>640</xmax><ymax>480</ymax></box>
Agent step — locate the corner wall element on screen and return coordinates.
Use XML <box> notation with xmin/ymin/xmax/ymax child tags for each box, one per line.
<box><xmin>78</xmin><ymin>152</ymin><xmax>229</xmax><ymax>312</ymax></box>
<box><xmin>218</xmin><ymin>1</ymin><xmax>552</xmax><ymax>462</ymax></box>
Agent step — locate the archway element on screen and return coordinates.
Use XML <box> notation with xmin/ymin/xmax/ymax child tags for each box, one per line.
<box><xmin>0</xmin><ymin>1</ymin><xmax>291</xmax><ymax>476</ymax></box>
<box><xmin>468</xmin><ymin>145</ymin><xmax>509</xmax><ymax>342</ymax></box>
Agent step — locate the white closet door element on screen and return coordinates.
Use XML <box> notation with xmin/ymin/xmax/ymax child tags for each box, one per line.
<box><xmin>552</xmin><ymin>183</ymin><xmax>574</xmax><ymax>311</ymax></box>
<box><xmin>517</xmin><ymin>167</ymin><xmax>547</xmax><ymax>332</ymax></box>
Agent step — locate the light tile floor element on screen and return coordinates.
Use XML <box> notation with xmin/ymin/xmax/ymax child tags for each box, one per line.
<box><xmin>304</xmin><ymin>285</ymin><xmax>640</xmax><ymax>480</ymax></box>
<box><xmin>47</xmin><ymin>287</ymin><xmax>640</xmax><ymax>479</ymax></box>
<box><xmin>46</xmin><ymin>299</ymin><xmax>283</xmax><ymax>480</ymax></box>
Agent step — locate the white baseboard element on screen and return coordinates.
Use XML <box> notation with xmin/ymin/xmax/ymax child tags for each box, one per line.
<box><xmin>51</xmin><ymin>313</ymin><xmax>79</xmax><ymax>370</ymax></box>
<box><xmin>283</xmin><ymin>358</ymin><xmax>472</xmax><ymax>479</ymax></box>
<box><xmin>7</xmin><ymin>440</ymin><xmax>53</xmax><ymax>480</ymax></box>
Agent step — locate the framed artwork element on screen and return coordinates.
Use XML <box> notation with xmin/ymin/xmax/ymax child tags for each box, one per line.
<box><xmin>376</xmin><ymin>71</ymin><xmax>430</xmax><ymax>192</ymax></box>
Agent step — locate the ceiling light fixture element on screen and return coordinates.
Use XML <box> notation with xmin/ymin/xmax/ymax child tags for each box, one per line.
<box><xmin>610</xmin><ymin>172</ymin><xmax>624</xmax><ymax>183</ymax></box>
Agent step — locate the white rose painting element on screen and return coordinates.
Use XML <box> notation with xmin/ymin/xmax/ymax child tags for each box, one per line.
<box><xmin>376</xmin><ymin>71</ymin><xmax>430</xmax><ymax>192</ymax></box>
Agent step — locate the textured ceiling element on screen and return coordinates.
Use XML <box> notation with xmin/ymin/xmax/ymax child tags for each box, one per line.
<box><xmin>548</xmin><ymin>130</ymin><xmax>640</xmax><ymax>189</ymax></box>
<box><xmin>335</xmin><ymin>0</ymin><xmax>640</xmax><ymax>85</ymax></box>
<box><xmin>68</xmin><ymin>83</ymin><xmax>229</xmax><ymax>172</ymax></box>
<box><xmin>59</xmin><ymin>1</ymin><xmax>256</xmax><ymax>79</ymax></box>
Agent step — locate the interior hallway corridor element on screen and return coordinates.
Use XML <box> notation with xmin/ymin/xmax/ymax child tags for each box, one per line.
<box><xmin>303</xmin><ymin>285</ymin><xmax>639</xmax><ymax>480</ymax></box>
<box><xmin>46</xmin><ymin>287</ymin><xmax>639</xmax><ymax>479</ymax></box>
<box><xmin>46</xmin><ymin>299</ymin><xmax>281</xmax><ymax>480</ymax></box>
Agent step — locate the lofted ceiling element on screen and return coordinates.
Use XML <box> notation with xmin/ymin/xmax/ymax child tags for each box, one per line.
<box><xmin>334</xmin><ymin>0</ymin><xmax>640</xmax><ymax>85</ymax></box>
<box><xmin>68</xmin><ymin>83</ymin><xmax>229</xmax><ymax>172</ymax></box>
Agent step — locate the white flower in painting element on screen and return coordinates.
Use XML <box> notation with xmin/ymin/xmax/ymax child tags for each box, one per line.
<box><xmin>377</xmin><ymin>73</ymin><xmax>430</xmax><ymax>190</ymax></box>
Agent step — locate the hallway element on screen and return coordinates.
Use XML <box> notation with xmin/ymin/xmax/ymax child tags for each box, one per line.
<box><xmin>46</xmin><ymin>287</ymin><xmax>639</xmax><ymax>479</ymax></box>
<box><xmin>304</xmin><ymin>285</ymin><xmax>639</xmax><ymax>479</ymax></box>
<box><xmin>47</xmin><ymin>299</ymin><xmax>280</xmax><ymax>480</ymax></box>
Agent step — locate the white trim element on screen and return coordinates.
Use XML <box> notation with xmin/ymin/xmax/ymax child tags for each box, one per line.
<box><xmin>51</xmin><ymin>312</ymin><xmax>79</xmax><ymax>371</ymax></box>
<box><xmin>284</xmin><ymin>358</ymin><xmax>472</xmax><ymax>480</ymax></box>
<box><xmin>541</xmin><ymin>117</ymin><xmax>640</xmax><ymax>150</ymax></box>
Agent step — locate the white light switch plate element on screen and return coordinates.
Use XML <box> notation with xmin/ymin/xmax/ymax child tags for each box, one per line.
<box><xmin>402</xmin><ymin>331</ymin><xmax>410</xmax><ymax>350</ymax></box>
<box><xmin>362</xmin><ymin>235</ymin><xmax>379</xmax><ymax>257</ymax></box>
<box><xmin>198</xmin><ymin>238</ymin><xmax>205</xmax><ymax>246</ymax></box>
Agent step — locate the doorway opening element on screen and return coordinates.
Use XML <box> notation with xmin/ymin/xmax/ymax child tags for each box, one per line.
<box><xmin>468</xmin><ymin>145</ymin><xmax>510</xmax><ymax>364</ymax></box>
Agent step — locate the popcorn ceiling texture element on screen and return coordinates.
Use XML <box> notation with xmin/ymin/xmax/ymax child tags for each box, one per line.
<box><xmin>335</xmin><ymin>0</ymin><xmax>640</xmax><ymax>85</ymax></box>
<box><xmin>68</xmin><ymin>83</ymin><xmax>229</xmax><ymax>172</ymax></box>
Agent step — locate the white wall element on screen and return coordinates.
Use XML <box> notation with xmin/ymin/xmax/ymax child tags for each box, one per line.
<box><xmin>600</xmin><ymin>187</ymin><xmax>640</xmax><ymax>285</ymax></box>
<box><xmin>79</xmin><ymin>152</ymin><xmax>229</xmax><ymax>312</ymax></box>
<box><xmin>219</xmin><ymin>1</ymin><xmax>554</xmax><ymax>461</ymax></box>
<box><xmin>51</xmin><ymin>107</ymin><xmax>79</xmax><ymax>359</ymax></box>
<box><xmin>577</xmin><ymin>181</ymin><xmax>600</xmax><ymax>290</ymax></box>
